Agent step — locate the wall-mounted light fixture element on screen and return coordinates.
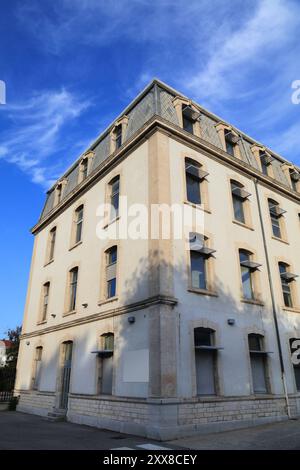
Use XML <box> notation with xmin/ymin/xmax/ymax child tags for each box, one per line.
<box><xmin>227</xmin><ymin>318</ymin><xmax>235</xmax><ymax>326</ymax></box>
<box><xmin>82</xmin><ymin>303</ymin><xmax>88</xmax><ymax>308</ymax></box>
<box><xmin>128</xmin><ymin>316</ymin><xmax>135</xmax><ymax>324</ymax></box>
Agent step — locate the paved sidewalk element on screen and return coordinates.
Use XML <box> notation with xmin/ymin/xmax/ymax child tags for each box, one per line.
<box><xmin>0</xmin><ymin>411</ymin><xmax>179</xmax><ymax>450</ymax></box>
<box><xmin>169</xmin><ymin>419</ymin><xmax>300</xmax><ymax>450</ymax></box>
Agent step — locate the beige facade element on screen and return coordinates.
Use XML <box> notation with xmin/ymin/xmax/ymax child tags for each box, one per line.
<box><xmin>15</xmin><ymin>80</ymin><xmax>300</xmax><ymax>439</ymax></box>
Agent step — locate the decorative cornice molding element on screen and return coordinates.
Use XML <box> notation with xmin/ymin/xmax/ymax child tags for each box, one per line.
<box><xmin>20</xmin><ymin>294</ymin><xmax>178</xmax><ymax>340</ymax></box>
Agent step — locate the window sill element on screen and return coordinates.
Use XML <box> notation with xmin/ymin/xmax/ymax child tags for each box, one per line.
<box><xmin>98</xmin><ymin>296</ymin><xmax>118</xmax><ymax>307</ymax></box>
<box><xmin>62</xmin><ymin>310</ymin><xmax>76</xmax><ymax>317</ymax></box>
<box><xmin>184</xmin><ymin>200</ymin><xmax>211</xmax><ymax>214</ymax></box>
<box><xmin>271</xmin><ymin>236</ymin><xmax>289</xmax><ymax>245</ymax></box>
<box><xmin>241</xmin><ymin>298</ymin><xmax>264</xmax><ymax>306</ymax></box>
<box><xmin>282</xmin><ymin>306</ymin><xmax>300</xmax><ymax>314</ymax></box>
<box><xmin>103</xmin><ymin>216</ymin><xmax>120</xmax><ymax>230</ymax></box>
<box><xmin>232</xmin><ymin>219</ymin><xmax>254</xmax><ymax>231</ymax></box>
<box><xmin>36</xmin><ymin>320</ymin><xmax>47</xmax><ymax>326</ymax></box>
<box><xmin>188</xmin><ymin>288</ymin><xmax>218</xmax><ymax>297</ymax></box>
<box><xmin>44</xmin><ymin>259</ymin><xmax>54</xmax><ymax>267</ymax></box>
<box><xmin>69</xmin><ymin>241</ymin><xmax>83</xmax><ymax>251</ymax></box>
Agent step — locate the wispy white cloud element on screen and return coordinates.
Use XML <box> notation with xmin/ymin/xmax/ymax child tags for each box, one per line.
<box><xmin>0</xmin><ymin>89</ymin><xmax>90</xmax><ymax>187</ymax></box>
<box><xmin>186</xmin><ymin>0</ymin><xmax>300</xmax><ymax>103</ymax></box>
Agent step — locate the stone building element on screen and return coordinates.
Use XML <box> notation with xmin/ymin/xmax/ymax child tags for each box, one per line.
<box><xmin>15</xmin><ymin>79</ymin><xmax>300</xmax><ymax>439</ymax></box>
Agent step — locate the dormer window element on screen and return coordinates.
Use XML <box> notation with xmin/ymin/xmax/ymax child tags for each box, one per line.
<box><xmin>259</xmin><ymin>151</ymin><xmax>273</xmax><ymax>176</ymax></box>
<box><xmin>224</xmin><ymin>130</ymin><xmax>239</xmax><ymax>156</ymax></box>
<box><xmin>56</xmin><ymin>183</ymin><xmax>62</xmax><ymax>205</ymax></box>
<box><xmin>289</xmin><ymin>169</ymin><xmax>300</xmax><ymax>192</ymax></box>
<box><xmin>110</xmin><ymin>116</ymin><xmax>128</xmax><ymax>153</ymax></box>
<box><xmin>80</xmin><ymin>158</ymin><xmax>88</xmax><ymax>182</ymax></box>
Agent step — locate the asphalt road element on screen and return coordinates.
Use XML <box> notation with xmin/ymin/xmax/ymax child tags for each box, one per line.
<box><xmin>1</xmin><ymin>411</ymin><xmax>300</xmax><ymax>450</ymax></box>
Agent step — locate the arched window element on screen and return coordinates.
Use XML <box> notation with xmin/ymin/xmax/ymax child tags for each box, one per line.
<box><xmin>194</xmin><ymin>327</ymin><xmax>218</xmax><ymax>395</ymax></box>
<box><xmin>268</xmin><ymin>199</ymin><xmax>285</xmax><ymax>239</ymax></box>
<box><xmin>278</xmin><ymin>262</ymin><xmax>297</xmax><ymax>308</ymax></box>
<box><xmin>105</xmin><ymin>246</ymin><xmax>117</xmax><ymax>298</ymax></box>
<box><xmin>248</xmin><ymin>334</ymin><xmax>268</xmax><ymax>394</ymax></box>
<box><xmin>189</xmin><ymin>233</ymin><xmax>215</xmax><ymax>291</ymax></box>
<box><xmin>74</xmin><ymin>205</ymin><xmax>84</xmax><ymax>244</ymax></box>
<box><xmin>68</xmin><ymin>267</ymin><xmax>78</xmax><ymax>311</ymax></box>
<box><xmin>108</xmin><ymin>176</ymin><xmax>120</xmax><ymax>220</ymax></box>
<box><xmin>41</xmin><ymin>282</ymin><xmax>50</xmax><ymax>322</ymax></box>
<box><xmin>230</xmin><ymin>180</ymin><xmax>250</xmax><ymax>224</ymax></box>
<box><xmin>97</xmin><ymin>333</ymin><xmax>114</xmax><ymax>395</ymax></box>
<box><xmin>48</xmin><ymin>226</ymin><xmax>56</xmax><ymax>262</ymax></box>
<box><xmin>33</xmin><ymin>346</ymin><xmax>43</xmax><ymax>390</ymax></box>
<box><xmin>185</xmin><ymin>159</ymin><xmax>208</xmax><ymax>205</ymax></box>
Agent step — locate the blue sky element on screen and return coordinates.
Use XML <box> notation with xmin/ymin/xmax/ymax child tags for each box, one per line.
<box><xmin>0</xmin><ymin>0</ymin><xmax>300</xmax><ymax>336</ymax></box>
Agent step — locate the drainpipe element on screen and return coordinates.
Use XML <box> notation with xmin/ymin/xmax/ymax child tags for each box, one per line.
<box><xmin>254</xmin><ymin>178</ymin><xmax>291</xmax><ymax>418</ymax></box>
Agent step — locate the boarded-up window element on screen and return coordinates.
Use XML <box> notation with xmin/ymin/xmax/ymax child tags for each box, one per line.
<box><xmin>194</xmin><ymin>328</ymin><xmax>216</xmax><ymax>396</ymax></box>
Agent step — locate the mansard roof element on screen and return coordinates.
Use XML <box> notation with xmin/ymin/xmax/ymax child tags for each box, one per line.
<box><xmin>40</xmin><ymin>78</ymin><xmax>299</xmax><ymax>222</ymax></box>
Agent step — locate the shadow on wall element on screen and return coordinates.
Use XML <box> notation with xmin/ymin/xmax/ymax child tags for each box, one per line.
<box><xmin>18</xmin><ymin>248</ymin><xmax>288</xmax><ymax>404</ymax></box>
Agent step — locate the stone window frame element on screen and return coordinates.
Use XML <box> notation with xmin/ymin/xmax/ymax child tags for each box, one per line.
<box><xmin>186</xmin><ymin>230</ymin><xmax>217</xmax><ymax>297</ymax></box>
<box><xmin>251</xmin><ymin>145</ymin><xmax>275</xmax><ymax>178</ymax></box>
<box><xmin>45</xmin><ymin>225</ymin><xmax>57</xmax><ymax>265</ymax></box>
<box><xmin>78</xmin><ymin>151</ymin><xmax>94</xmax><ymax>184</ymax></box>
<box><xmin>69</xmin><ymin>201</ymin><xmax>85</xmax><ymax>250</ymax></box>
<box><xmin>54</xmin><ymin>339</ymin><xmax>75</xmax><ymax>410</ymax></box>
<box><xmin>228</xmin><ymin>175</ymin><xmax>253</xmax><ymax>230</ymax></box>
<box><xmin>172</xmin><ymin>96</ymin><xmax>201</xmax><ymax>137</ymax></box>
<box><xmin>103</xmin><ymin>170</ymin><xmax>122</xmax><ymax>229</ymax></box>
<box><xmin>275</xmin><ymin>257</ymin><xmax>299</xmax><ymax>312</ymax></box>
<box><xmin>235</xmin><ymin>243</ymin><xmax>263</xmax><ymax>306</ymax></box>
<box><xmin>109</xmin><ymin>116</ymin><xmax>129</xmax><ymax>154</ymax></box>
<box><xmin>281</xmin><ymin>163</ymin><xmax>300</xmax><ymax>193</ymax></box>
<box><xmin>286</xmin><ymin>332</ymin><xmax>300</xmax><ymax>394</ymax></box>
<box><xmin>266</xmin><ymin>195</ymin><xmax>288</xmax><ymax>243</ymax></box>
<box><xmin>189</xmin><ymin>319</ymin><xmax>224</xmax><ymax>398</ymax></box>
<box><xmin>31</xmin><ymin>343</ymin><xmax>44</xmax><ymax>391</ymax></box>
<box><xmin>63</xmin><ymin>263</ymin><xmax>80</xmax><ymax>316</ymax></box>
<box><xmin>53</xmin><ymin>178</ymin><xmax>67</xmax><ymax>206</ymax></box>
<box><xmin>37</xmin><ymin>279</ymin><xmax>52</xmax><ymax>325</ymax></box>
<box><xmin>244</xmin><ymin>327</ymin><xmax>272</xmax><ymax>396</ymax></box>
<box><xmin>95</xmin><ymin>331</ymin><xmax>115</xmax><ymax>396</ymax></box>
<box><xmin>215</xmin><ymin>123</ymin><xmax>242</xmax><ymax>160</ymax></box>
<box><xmin>182</xmin><ymin>153</ymin><xmax>210</xmax><ymax>212</ymax></box>
<box><xmin>98</xmin><ymin>241</ymin><xmax>120</xmax><ymax>305</ymax></box>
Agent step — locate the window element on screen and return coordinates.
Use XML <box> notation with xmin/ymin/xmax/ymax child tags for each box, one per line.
<box><xmin>268</xmin><ymin>199</ymin><xmax>283</xmax><ymax>239</ymax></box>
<box><xmin>259</xmin><ymin>151</ymin><xmax>271</xmax><ymax>176</ymax></box>
<box><xmin>279</xmin><ymin>262</ymin><xmax>293</xmax><ymax>308</ymax></box>
<box><xmin>231</xmin><ymin>181</ymin><xmax>249</xmax><ymax>223</ymax></box>
<box><xmin>56</xmin><ymin>183</ymin><xmax>63</xmax><ymax>205</ymax></box>
<box><xmin>182</xmin><ymin>106</ymin><xmax>194</xmax><ymax>134</ymax></box>
<box><xmin>68</xmin><ymin>267</ymin><xmax>78</xmax><ymax>311</ymax></box>
<box><xmin>185</xmin><ymin>159</ymin><xmax>203</xmax><ymax>205</ymax></box>
<box><xmin>98</xmin><ymin>333</ymin><xmax>114</xmax><ymax>395</ymax></box>
<box><xmin>248</xmin><ymin>334</ymin><xmax>268</xmax><ymax>394</ymax></box>
<box><xmin>189</xmin><ymin>233</ymin><xmax>215</xmax><ymax>291</ymax></box>
<box><xmin>41</xmin><ymin>282</ymin><xmax>50</xmax><ymax>322</ymax></box>
<box><xmin>74</xmin><ymin>205</ymin><xmax>84</xmax><ymax>244</ymax></box>
<box><xmin>48</xmin><ymin>227</ymin><xmax>56</xmax><ymax>262</ymax></box>
<box><xmin>109</xmin><ymin>176</ymin><xmax>120</xmax><ymax>220</ymax></box>
<box><xmin>289</xmin><ymin>169</ymin><xmax>299</xmax><ymax>192</ymax></box>
<box><xmin>239</xmin><ymin>250</ymin><xmax>257</xmax><ymax>300</ymax></box>
<box><xmin>194</xmin><ymin>327</ymin><xmax>217</xmax><ymax>395</ymax></box>
<box><xmin>114</xmin><ymin>125</ymin><xmax>122</xmax><ymax>150</ymax></box>
<box><xmin>80</xmin><ymin>158</ymin><xmax>88</xmax><ymax>182</ymax></box>
<box><xmin>106</xmin><ymin>246</ymin><xmax>117</xmax><ymax>298</ymax></box>
<box><xmin>224</xmin><ymin>130</ymin><xmax>239</xmax><ymax>156</ymax></box>
<box><xmin>33</xmin><ymin>346</ymin><xmax>43</xmax><ymax>390</ymax></box>
<box><xmin>290</xmin><ymin>338</ymin><xmax>300</xmax><ymax>392</ymax></box>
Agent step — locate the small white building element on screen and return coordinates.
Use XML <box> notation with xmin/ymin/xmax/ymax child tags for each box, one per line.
<box><xmin>15</xmin><ymin>80</ymin><xmax>300</xmax><ymax>439</ymax></box>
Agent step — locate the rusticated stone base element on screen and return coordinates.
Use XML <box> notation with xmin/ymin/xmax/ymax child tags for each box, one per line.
<box><xmin>16</xmin><ymin>391</ymin><xmax>300</xmax><ymax>440</ymax></box>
